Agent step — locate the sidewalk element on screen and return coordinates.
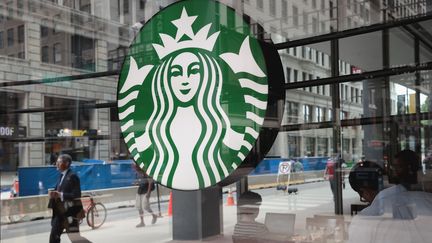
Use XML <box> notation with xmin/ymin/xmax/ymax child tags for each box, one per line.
<box><xmin>1</xmin><ymin>202</ymin><xmax>239</xmax><ymax>243</ymax></box>
<box><xmin>1</xmin><ymin>182</ymin><xmax>359</xmax><ymax>243</ymax></box>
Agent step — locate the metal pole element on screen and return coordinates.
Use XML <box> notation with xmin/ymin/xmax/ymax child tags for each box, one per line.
<box><xmin>156</xmin><ymin>183</ymin><xmax>162</xmax><ymax>217</ymax></box>
<box><xmin>331</xmin><ymin>38</ymin><xmax>343</xmax><ymax>215</ymax></box>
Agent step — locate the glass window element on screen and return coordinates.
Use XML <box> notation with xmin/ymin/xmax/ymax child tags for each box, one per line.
<box><xmin>2</xmin><ymin>2</ymin><xmax>432</xmax><ymax>242</ymax></box>
<box><xmin>281</xmin><ymin>0</ymin><xmax>288</xmax><ymax>21</ymax></box>
<box><xmin>0</xmin><ymin>31</ymin><xmax>3</xmax><ymax>48</ymax></box>
<box><xmin>123</xmin><ymin>0</ymin><xmax>129</xmax><ymax>14</ymax></box>
<box><xmin>286</xmin><ymin>67</ymin><xmax>291</xmax><ymax>83</ymax></box>
<box><xmin>293</xmin><ymin>5</ymin><xmax>298</xmax><ymax>26</ymax></box>
<box><xmin>18</xmin><ymin>25</ymin><xmax>24</xmax><ymax>43</ymax></box>
<box><xmin>304</xmin><ymin>137</ymin><xmax>316</xmax><ymax>156</ymax></box>
<box><xmin>303</xmin><ymin>104</ymin><xmax>312</xmax><ymax>122</ymax></box>
<box><xmin>286</xmin><ymin>101</ymin><xmax>299</xmax><ymax>123</ymax></box>
<box><xmin>41</xmin><ymin>46</ymin><xmax>49</xmax><ymax>63</ymax></box>
<box><xmin>316</xmin><ymin>106</ymin><xmax>325</xmax><ymax>122</ymax></box>
<box><xmin>7</xmin><ymin>28</ymin><xmax>13</xmax><ymax>46</ymax></box>
<box><xmin>302</xmin><ymin>72</ymin><xmax>307</xmax><ymax>81</ymax></box>
<box><xmin>269</xmin><ymin>0</ymin><xmax>276</xmax><ymax>16</ymax></box>
<box><xmin>41</xmin><ymin>25</ymin><xmax>49</xmax><ymax>37</ymax></box>
<box><xmin>53</xmin><ymin>43</ymin><xmax>61</xmax><ymax>63</ymax></box>
<box><xmin>317</xmin><ymin>137</ymin><xmax>328</xmax><ymax>156</ymax></box>
<box><xmin>257</xmin><ymin>0</ymin><xmax>263</xmax><ymax>10</ymax></box>
<box><xmin>139</xmin><ymin>0</ymin><xmax>146</xmax><ymax>9</ymax></box>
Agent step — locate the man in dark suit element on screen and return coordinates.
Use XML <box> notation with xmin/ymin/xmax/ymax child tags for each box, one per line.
<box><xmin>48</xmin><ymin>154</ymin><xmax>91</xmax><ymax>243</ymax></box>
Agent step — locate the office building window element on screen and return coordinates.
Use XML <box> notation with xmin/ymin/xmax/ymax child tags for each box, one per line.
<box><xmin>41</xmin><ymin>24</ymin><xmax>49</xmax><ymax>37</ymax></box>
<box><xmin>312</xmin><ymin>17</ymin><xmax>318</xmax><ymax>33</ymax></box>
<box><xmin>286</xmin><ymin>67</ymin><xmax>291</xmax><ymax>83</ymax></box>
<box><xmin>287</xmin><ymin>101</ymin><xmax>299</xmax><ymax>123</ymax></box>
<box><xmin>7</xmin><ymin>28</ymin><xmax>14</xmax><ymax>47</ymax></box>
<box><xmin>330</xmin><ymin>1</ymin><xmax>334</xmax><ymax>18</ymax></box>
<box><xmin>282</xmin><ymin>0</ymin><xmax>288</xmax><ymax>21</ymax></box>
<box><xmin>53</xmin><ymin>43</ymin><xmax>62</xmax><ymax>63</ymax></box>
<box><xmin>340</xmin><ymin>84</ymin><xmax>344</xmax><ymax>99</ymax></box>
<box><xmin>270</xmin><ymin>0</ymin><xmax>276</xmax><ymax>16</ymax></box>
<box><xmin>303</xmin><ymin>12</ymin><xmax>308</xmax><ymax>32</ymax></box>
<box><xmin>345</xmin><ymin>85</ymin><xmax>349</xmax><ymax>101</ymax></box>
<box><xmin>139</xmin><ymin>0</ymin><xmax>146</xmax><ymax>9</ymax></box>
<box><xmin>293</xmin><ymin>5</ymin><xmax>298</xmax><ymax>26</ymax></box>
<box><xmin>317</xmin><ymin>137</ymin><xmax>328</xmax><ymax>156</ymax></box>
<box><xmin>293</xmin><ymin>69</ymin><xmax>298</xmax><ymax>82</ymax></box>
<box><xmin>302</xmin><ymin>72</ymin><xmax>307</xmax><ymax>81</ymax></box>
<box><xmin>303</xmin><ymin>105</ymin><xmax>312</xmax><ymax>122</ymax></box>
<box><xmin>123</xmin><ymin>0</ymin><xmax>129</xmax><ymax>14</ymax></box>
<box><xmin>316</xmin><ymin>107</ymin><xmax>324</xmax><ymax>122</ymax></box>
<box><xmin>305</xmin><ymin>137</ymin><xmax>316</xmax><ymax>156</ymax></box>
<box><xmin>355</xmin><ymin>89</ymin><xmax>359</xmax><ymax>103</ymax></box>
<box><xmin>41</xmin><ymin>46</ymin><xmax>49</xmax><ymax>63</ymax></box>
<box><xmin>18</xmin><ymin>25</ymin><xmax>24</xmax><ymax>44</ymax></box>
<box><xmin>0</xmin><ymin>31</ymin><xmax>3</xmax><ymax>49</ymax></box>
<box><xmin>257</xmin><ymin>0</ymin><xmax>263</xmax><ymax>10</ymax></box>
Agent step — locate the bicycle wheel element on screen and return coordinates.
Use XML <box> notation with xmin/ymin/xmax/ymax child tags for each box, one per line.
<box><xmin>86</xmin><ymin>203</ymin><xmax>107</xmax><ymax>229</ymax></box>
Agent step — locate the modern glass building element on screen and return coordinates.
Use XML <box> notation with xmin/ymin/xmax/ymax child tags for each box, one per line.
<box><xmin>1</xmin><ymin>0</ymin><xmax>432</xmax><ymax>242</ymax></box>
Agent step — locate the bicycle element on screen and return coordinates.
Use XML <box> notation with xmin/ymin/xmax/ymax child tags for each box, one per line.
<box><xmin>80</xmin><ymin>194</ymin><xmax>107</xmax><ymax>229</ymax></box>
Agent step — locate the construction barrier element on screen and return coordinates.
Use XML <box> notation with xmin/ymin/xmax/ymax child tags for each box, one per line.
<box><xmin>1</xmin><ymin>171</ymin><xmax>325</xmax><ymax>224</ymax></box>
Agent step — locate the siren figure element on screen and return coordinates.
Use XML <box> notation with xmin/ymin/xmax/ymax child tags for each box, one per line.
<box><xmin>118</xmin><ymin>7</ymin><xmax>267</xmax><ymax>190</ymax></box>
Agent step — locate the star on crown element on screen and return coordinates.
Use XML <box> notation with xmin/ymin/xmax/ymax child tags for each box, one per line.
<box><xmin>152</xmin><ymin>7</ymin><xmax>220</xmax><ymax>59</ymax></box>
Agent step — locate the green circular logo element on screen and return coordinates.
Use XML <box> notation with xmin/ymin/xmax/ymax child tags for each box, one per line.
<box><xmin>118</xmin><ymin>0</ymin><xmax>269</xmax><ymax>190</ymax></box>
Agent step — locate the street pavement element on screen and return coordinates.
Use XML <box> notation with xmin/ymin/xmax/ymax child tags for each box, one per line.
<box><xmin>1</xmin><ymin>181</ymin><xmax>361</xmax><ymax>243</ymax></box>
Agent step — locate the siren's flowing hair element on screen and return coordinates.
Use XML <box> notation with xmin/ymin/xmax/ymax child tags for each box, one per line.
<box><xmin>145</xmin><ymin>50</ymin><xmax>230</xmax><ymax>189</ymax></box>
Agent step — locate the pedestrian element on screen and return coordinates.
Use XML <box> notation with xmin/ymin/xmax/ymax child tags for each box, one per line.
<box><xmin>133</xmin><ymin>163</ymin><xmax>158</xmax><ymax>227</ymax></box>
<box><xmin>293</xmin><ymin>160</ymin><xmax>303</xmax><ymax>173</ymax></box>
<box><xmin>324</xmin><ymin>154</ymin><xmax>346</xmax><ymax>200</ymax></box>
<box><xmin>324</xmin><ymin>156</ymin><xmax>337</xmax><ymax>200</ymax></box>
<box><xmin>48</xmin><ymin>154</ymin><xmax>90</xmax><ymax>243</ymax></box>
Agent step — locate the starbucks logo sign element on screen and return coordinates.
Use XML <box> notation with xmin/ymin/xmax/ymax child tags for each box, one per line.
<box><xmin>117</xmin><ymin>0</ymin><xmax>284</xmax><ymax>190</ymax></box>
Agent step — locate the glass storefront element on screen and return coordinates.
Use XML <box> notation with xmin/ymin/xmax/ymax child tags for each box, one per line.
<box><xmin>1</xmin><ymin>0</ymin><xmax>432</xmax><ymax>242</ymax></box>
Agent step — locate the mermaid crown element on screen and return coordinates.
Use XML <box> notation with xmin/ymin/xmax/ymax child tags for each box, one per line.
<box><xmin>152</xmin><ymin>7</ymin><xmax>220</xmax><ymax>59</ymax></box>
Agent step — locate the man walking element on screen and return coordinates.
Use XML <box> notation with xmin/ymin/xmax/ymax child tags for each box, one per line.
<box><xmin>48</xmin><ymin>154</ymin><xmax>91</xmax><ymax>243</ymax></box>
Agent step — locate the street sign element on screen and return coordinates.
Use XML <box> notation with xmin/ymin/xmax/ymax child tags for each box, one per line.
<box><xmin>278</xmin><ymin>161</ymin><xmax>292</xmax><ymax>175</ymax></box>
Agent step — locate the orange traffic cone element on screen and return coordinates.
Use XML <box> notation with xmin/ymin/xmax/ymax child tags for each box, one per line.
<box><xmin>226</xmin><ymin>189</ymin><xmax>235</xmax><ymax>206</ymax></box>
<box><xmin>167</xmin><ymin>192</ymin><xmax>173</xmax><ymax>216</ymax></box>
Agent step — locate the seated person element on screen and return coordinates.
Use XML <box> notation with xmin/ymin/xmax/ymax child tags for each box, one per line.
<box><xmin>348</xmin><ymin>151</ymin><xmax>432</xmax><ymax>243</ymax></box>
<box><xmin>362</xmin><ymin>150</ymin><xmax>420</xmax><ymax>216</ymax></box>
<box><xmin>233</xmin><ymin>191</ymin><xmax>269</xmax><ymax>243</ymax></box>
<box><xmin>348</xmin><ymin>160</ymin><xmax>384</xmax><ymax>205</ymax></box>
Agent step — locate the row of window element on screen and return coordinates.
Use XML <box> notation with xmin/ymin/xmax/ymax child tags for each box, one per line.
<box><xmin>287</xmin><ymin>135</ymin><xmax>358</xmax><ymax>158</ymax></box>
<box><xmin>286</xmin><ymin>68</ymin><xmax>324</xmax><ymax>84</ymax></box>
<box><xmin>286</xmin><ymin>101</ymin><xmax>334</xmax><ymax>123</ymax></box>
<box><xmin>0</xmin><ymin>25</ymin><xmax>24</xmax><ymax>49</ymax></box>
<box><xmin>286</xmin><ymin>100</ymin><xmax>357</xmax><ymax>124</ymax></box>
